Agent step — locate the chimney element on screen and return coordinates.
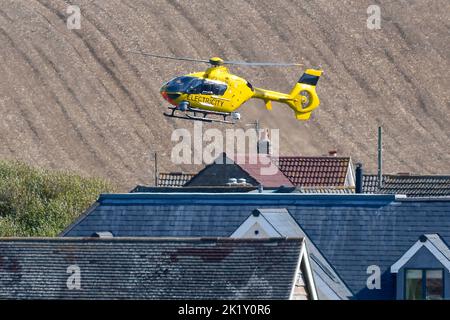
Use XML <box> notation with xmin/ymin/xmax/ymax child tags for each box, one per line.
<box><xmin>258</xmin><ymin>128</ymin><xmax>271</xmax><ymax>155</ymax></box>
<box><xmin>355</xmin><ymin>163</ymin><xmax>363</xmax><ymax>194</ymax></box>
<box><xmin>328</xmin><ymin>150</ymin><xmax>337</xmax><ymax>157</ymax></box>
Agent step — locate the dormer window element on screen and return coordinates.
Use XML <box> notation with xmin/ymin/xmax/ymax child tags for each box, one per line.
<box><xmin>391</xmin><ymin>234</ymin><xmax>450</xmax><ymax>300</ymax></box>
<box><xmin>405</xmin><ymin>269</ymin><xmax>443</xmax><ymax>300</ymax></box>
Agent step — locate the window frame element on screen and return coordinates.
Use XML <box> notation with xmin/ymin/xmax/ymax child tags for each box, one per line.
<box><xmin>404</xmin><ymin>268</ymin><xmax>444</xmax><ymax>300</ymax></box>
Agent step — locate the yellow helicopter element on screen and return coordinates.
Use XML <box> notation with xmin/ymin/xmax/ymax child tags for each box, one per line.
<box><xmin>129</xmin><ymin>51</ymin><xmax>322</xmax><ymax>124</ymax></box>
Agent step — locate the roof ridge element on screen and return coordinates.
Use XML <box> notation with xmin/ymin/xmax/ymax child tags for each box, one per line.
<box><xmin>277</xmin><ymin>156</ymin><xmax>351</xmax><ymax>159</ymax></box>
<box><xmin>364</xmin><ymin>174</ymin><xmax>450</xmax><ymax>178</ymax></box>
<box><xmin>0</xmin><ymin>236</ymin><xmax>304</xmax><ymax>242</ymax></box>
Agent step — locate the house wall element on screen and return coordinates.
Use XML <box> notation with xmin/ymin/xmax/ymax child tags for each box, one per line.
<box><xmin>344</xmin><ymin>161</ymin><xmax>355</xmax><ymax>187</ymax></box>
<box><xmin>396</xmin><ymin>246</ymin><xmax>450</xmax><ymax>300</ymax></box>
<box><xmin>292</xmin><ymin>266</ymin><xmax>309</xmax><ymax>300</ymax></box>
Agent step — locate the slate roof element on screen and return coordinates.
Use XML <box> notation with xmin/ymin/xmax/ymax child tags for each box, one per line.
<box><xmin>363</xmin><ymin>174</ymin><xmax>450</xmax><ymax>197</ymax></box>
<box><xmin>253</xmin><ymin>208</ymin><xmax>304</xmax><ymax>238</ymax></box>
<box><xmin>0</xmin><ymin>237</ymin><xmax>302</xmax><ymax>300</ymax></box>
<box><xmin>157</xmin><ymin>172</ymin><xmax>195</xmax><ymax>187</ymax></box>
<box><xmin>236</xmin><ymin>208</ymin><xmax>353</xmax><ymax>300</ymax></box>
<box><xmin>62</xmin><ymin>193</ymin><xmax>450</xmax><ymax>299</ymax></box>
<box><xmin>275</xmin><ymin>156</ymin><xmax>352</xmax><ymax>187</ymax></box>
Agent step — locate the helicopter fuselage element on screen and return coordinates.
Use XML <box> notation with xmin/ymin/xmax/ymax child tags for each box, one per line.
<box><xmin>160</xmin><ymin>66</ymin><xmax>255</xmax><ymax>113</ymax></box>
<box><xmin>160</xmin><ymin>64</ymin><xmax>322</xmax><ymax>121</ymax></box>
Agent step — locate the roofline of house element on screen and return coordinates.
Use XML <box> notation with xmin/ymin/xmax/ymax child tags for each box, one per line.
<box><xmin>132</xmin><ymin>185</ymin><xmax>260</xmax><ymax>191</ymax></box>
<box><xmin>0</xmin><ymin>236</ymin><xmax>304</xmax><ymax>243</ymax></box>
<box><xmin>363</xmin><ymin>173</ymin><xmax>450</xmax><ymax>178</ymax></box>
<box><xmin>159</xmin><ymin>172</ymin><xmax>197</xmax><ymax>175</ymax></box>
<box><xmin>392</xmin><ymin>196</ymin><xmax>450</xmax><ymax>202</ymax></box>
<box><xmin>277</xmin><ymin>156</ymin><xmax>351</xmax><ymax>160</ymax></box>
<box><xmin>93</xmin><ymin>193</ymin><xmax>450</xmax><ymax>205</ymax></box>
<box><xmin>97</xmin><ymin>192</ymin><xmax>399</xmax><ymax>202</ymax></box>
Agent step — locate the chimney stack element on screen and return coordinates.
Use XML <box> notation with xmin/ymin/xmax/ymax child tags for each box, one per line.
<box><xmin>355</xmin><ymin>163</ymin><xmax>363</xmax><ymax>194</ymax></box>
<box><xmin>328</xmin><ymin>150</ymin><xmax>337</xmax><ymax>157</ymax></box>
<box><xmin>258</xmin><ymin>128</ymin><xmax>271</xmax><ymax>155</ymax></box>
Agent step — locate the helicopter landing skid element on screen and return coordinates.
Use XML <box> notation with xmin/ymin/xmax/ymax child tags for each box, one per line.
<box><xmin>163</xmin><ymin>107</ymin><xmax>237</xmax><ymax>124</ymax></box>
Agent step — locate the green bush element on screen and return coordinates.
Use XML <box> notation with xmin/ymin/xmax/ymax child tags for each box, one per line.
<box><xmin>0</xmin><ymin>160</ymin><xmax>115</xmax><ymax>236</ymax></box>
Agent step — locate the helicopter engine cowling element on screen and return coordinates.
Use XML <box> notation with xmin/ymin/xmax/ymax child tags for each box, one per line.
<box><xmin>177</xmin><ymin>101</ymin><xmax>189</xmax><ymax>111</ymax></box>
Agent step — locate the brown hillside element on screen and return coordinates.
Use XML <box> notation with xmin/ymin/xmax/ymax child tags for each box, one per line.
<box><xmin>0</xmin><ymin>0</ymin><xmax>449</xmax><ymax>190</ymax></box>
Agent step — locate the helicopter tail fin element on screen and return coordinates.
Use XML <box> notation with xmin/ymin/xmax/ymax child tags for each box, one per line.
<box><xmin>290</xmin><ymin>69</ymin><xmax>322</xmax><ymax>95</ymax></box>
<box><xmin>294</xmin><ymin>111</ymin><xmax>312</xmax><ymax>120</ymax></box>
<box><xmin>298</xmin><ymin>69</ymin><xmax>321</xmax><ymax>86</ymax></box>
<box><xmin>288</xmin><ymin>69</ymin><xmax>322</xmax><ymax>120</ymax></box>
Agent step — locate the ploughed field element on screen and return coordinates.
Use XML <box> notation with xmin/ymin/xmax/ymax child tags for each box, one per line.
<box><xmin>0</xmin><ymin>0</ymin><xmax>448</xmax><ymax>189</ymax></box>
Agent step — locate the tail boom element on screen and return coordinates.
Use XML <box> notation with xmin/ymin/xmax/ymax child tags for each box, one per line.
<box><xmin>252</xmin><ymin>69</ymin><xmax>322</xmax><ymax>121</ymax></box>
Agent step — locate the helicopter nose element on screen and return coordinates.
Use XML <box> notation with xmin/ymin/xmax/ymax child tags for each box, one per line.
<box><xmin>160</xmin><ymin>91</ymin><xmax>180</xmax><ymax>105</ymax></box>
<box><xmin>161</xmin><ymin>90</ymin><xmax>169</xmax><ymax>101</ymax></box>
<box><xmin>160</xmin><ymin>90</ymin><xmax>173</xmax><ymax>102</ymax></box>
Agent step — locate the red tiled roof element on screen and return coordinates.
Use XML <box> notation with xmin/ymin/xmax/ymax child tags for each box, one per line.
<box><xmin>232</xmin><ymin>154</ymin><xmax>293</xmax><ymax>188</ymax></box>
<box><xmin>275</xmin><ymin>156</ymin><xmax>351</xmax><ymax>187</ymax></box>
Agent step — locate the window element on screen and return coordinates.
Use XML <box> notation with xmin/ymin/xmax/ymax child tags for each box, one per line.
<box><xmin>163</xmin><ymin>76</ymin><xmax>197</xmax><ymax>92</ymax></box>
<box><xmin>405</xmin><ymin>269</ymin><xmax>443</xmax><ymax>300</ymax></box>
<box><xmin>427</xmin><ymin>270</ymin><xmax>444</xmax><ymax>300</ymax></box>
<box><xmin>186</xmin><ymin>79</ymin><xmax>227</xmax><ymax>95</ymax></box>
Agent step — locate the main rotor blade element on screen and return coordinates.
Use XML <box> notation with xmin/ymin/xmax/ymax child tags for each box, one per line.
<box><xmin>223</xmin><ymin>61</ymin><xmax>303</xmax><ymax>67</ymax></box>
<box><xmin>127</xmin><ymin>51</ymin><xmax>211</xmax><ymax>64</ymax></box>
<box><xmin>127</xmin><ymin>50</ymin><xmax>303</xmax><ymax>67</ymax></box>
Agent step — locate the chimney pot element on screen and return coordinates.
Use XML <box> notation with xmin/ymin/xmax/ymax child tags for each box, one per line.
<box><xmin>238</xmin><ymin>178</ymin><xmax>247</xmax><ymax>185</ymax></box>
<box><xmin>329</xmin><ymin>150</ymin><xmax>337</xmax><ymax>157</ymax></box>
<box><xmin>91</xmin><ymin>231</ymin><xmax>114</xmax><ymax>238</ymax></box>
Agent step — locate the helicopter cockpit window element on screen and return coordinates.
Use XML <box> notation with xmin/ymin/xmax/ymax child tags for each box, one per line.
<box><xmin>186</xmin><ymin>78</ymin><xmax>204</xmax><ymax>94</ymax></box>
<box><xmin>164</xmin><ymin>76</ymin><xmax>197</xmax><ymax>92</ymax></box>
<box><xmin>186</xmin><ymin>79</ymin><xmax>227</xmax><ymax>95</ymax></box>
